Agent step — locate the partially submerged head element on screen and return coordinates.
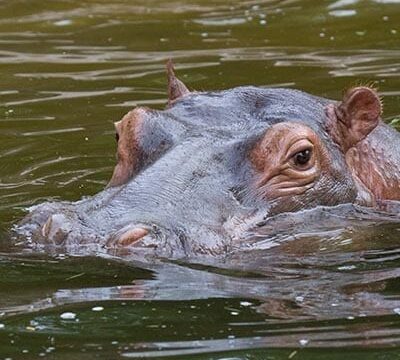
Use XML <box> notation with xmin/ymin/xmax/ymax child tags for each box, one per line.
<box><xmin>17</xmin><ymin>62</ymin><xmax>400</xmax><ymax>256</ymax></box>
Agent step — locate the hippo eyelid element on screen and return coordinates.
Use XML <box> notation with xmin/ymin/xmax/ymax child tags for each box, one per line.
<box><xmin>284</xmin><ymin>138</ymin><xmax>314</xmax><ymax>163</ymax></box>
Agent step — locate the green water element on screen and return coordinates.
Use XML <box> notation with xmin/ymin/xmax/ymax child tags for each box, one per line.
<box><xmin>0</xmin><ymin>0</ymin><xmax>400</xmax><ymax>358</ymax></box>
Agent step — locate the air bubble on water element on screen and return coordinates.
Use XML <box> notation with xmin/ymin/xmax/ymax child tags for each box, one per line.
<box><xmin>54</xmin><ymin>19</ymin><xmax>72</xmax><ymax>26</ymax></box>
<box><xmin>299</xmin><ymin>339</ymin><xmax>309</xmax><ymax>346</ymax></box>
<box><xmin>391</xmin><ymin>29</ymin><xmax>397</xmax><ymax>34</ymax></box>
<box><xmin>240</xmin><ymin>301</ymin><xmax>252</xmax><ymax>307</ymax></box>
<box><xmin>383</xmin><ymin>15</ymin><xmax>389</xmax><ymax>21</ymax></box>
<box><xmin>260</xmin><ymin>20</ymin><xmax>267</xmax><ymax>25</ymax></box>
<box><xmin>329</xmin><ymin>10</ymin><xmax>357</xmax><ymax>17</ymax></box>
<box><xmin>0</xmin><ymin>323</ymin><xmax>5</xmax><ymax>329</ymax></box>
<box><xmin>92</xmin><ymin>306</ymin><xmax>104</xmax><ymax>312</ymax></box>
<box><xmin>347</xmin><ymin>316</ymin><xmax>355</xmax><ymax>320</ymax></box>
<box><xmin>320</xmin><ymin>32</ymin><xmax>325</xmax><ymax>37</ymax></box>
<box><xmin>231</xmin><ymin>311</ymin><xmax>239</xmax><ymax>316</ymax></box>
<box><xmin>60</xmin><ymin>312</ymin><xmax>77</xmax><ymax>320</ymax></box>
<box><xmin>337</xmin><ymin>265</ymin><xmax>356</xmax><ymax>271</ymax></box>
<box><xmin>328</xmin><ymin>0</ymin><xmax>359</xmax><ymax>9</ymax></box>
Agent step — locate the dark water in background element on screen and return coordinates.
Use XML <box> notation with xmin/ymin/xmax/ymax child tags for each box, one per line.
<box><xmin>0</xmin><ymin>0</ymin><xmax>400</xmax><ymax>358</ymax></box>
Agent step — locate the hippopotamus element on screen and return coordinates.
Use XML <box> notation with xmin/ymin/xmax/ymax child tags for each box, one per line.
<box><xmin>15</xmin><ymin>61</ymin><xmax>400</xmax><ymax>258</ymax></box>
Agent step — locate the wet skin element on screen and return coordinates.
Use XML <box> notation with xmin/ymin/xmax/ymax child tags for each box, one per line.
<box><xmin>16</xmin><ymin>63</ymin><xmax>400</xmax><ymax>258</ymax></box>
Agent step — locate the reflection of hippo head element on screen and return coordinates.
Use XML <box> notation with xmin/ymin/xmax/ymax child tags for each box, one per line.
<box><xmin>18</xmin><ymin>62</ymin><xmax>400</xmax><ymax>257</ymax></box>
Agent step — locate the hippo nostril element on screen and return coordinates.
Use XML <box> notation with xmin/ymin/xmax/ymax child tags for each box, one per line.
<box><xmin>117</xmin><ymin>227</ymin><xmax>149</xmax><ymax>246</ymax></box>
<box><xmin>41</xmin><ymin>217</ymin><xmax>52</xmax><ymax>238</ymax></box>
<box><xmin>41</xmin><ymin>213</ymin><xmax>72</xmax><ymax>245</ymax></box>
<box><xmin>106</xmin><ymin>226</ymin><xmax>149</xmax><ymax>248</ymax></box>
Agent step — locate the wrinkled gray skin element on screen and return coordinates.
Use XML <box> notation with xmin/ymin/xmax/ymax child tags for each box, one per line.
<box><xmin>15</xmin><ymin>86</ymin><xmax>397</xmax><ymax>258</ymax></box>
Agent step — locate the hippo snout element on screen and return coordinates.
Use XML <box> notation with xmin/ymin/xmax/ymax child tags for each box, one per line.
<box><xmin>41</xmin><ymin>213</ymin><xmax>73</xmax><ymax>245</ymax></box>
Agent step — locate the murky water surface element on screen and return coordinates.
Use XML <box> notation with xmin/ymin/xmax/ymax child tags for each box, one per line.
<box><xmin>0</xmin><ymin>0</ymin><xmax>400</xmax><ymax>358</ymax></box>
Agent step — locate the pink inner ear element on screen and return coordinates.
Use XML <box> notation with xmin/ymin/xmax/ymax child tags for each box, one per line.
<box><xmin>343</xmin><ymin>87</ymin><xmax>381</xmax><ymax>123</ymax></box>
<box><xmin>335</xmin><ymin>87</ymin><xmax>382</xmax><ymax>150</ymax></box>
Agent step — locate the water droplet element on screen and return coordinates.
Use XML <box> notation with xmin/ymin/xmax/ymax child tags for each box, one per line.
<box><xmin>329</xmin><ymin>9</ymin><xmax>357</xmax><ymax>17</ymax></box>
<box><xmin>337</xmin><ymin>265</ymin><xmax>356</xmax><ymax>271</ymax></box>
<box><xmin>54</xmin><ymin>19</ymin><xmax>72</xmax><ymax>26</ymax></box>
<box><xmin>92</xmin><ymin>306</ymin><xmax>104</xmax><ymax>312</ymax></box>
<box><xmin>240</xmin><ymin>301</ymin><xmax>252</xmax><ymax>307</ymax></box>
<box><xmin>60</xmin><ymin>312</ymin><xmax>77</xmax><ymax>320</ymax></box>
<box><xmin>299</xmin><ymin>339</ymin><xmax>309</xmax><ymax>346</ymax></box>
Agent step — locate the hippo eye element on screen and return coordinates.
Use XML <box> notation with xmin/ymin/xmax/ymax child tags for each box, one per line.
<box><xmin>293</xmin><ymin>148</ymin><xmax>312</xmax><ymax>166</ymax></box>
<box><xmin>115</xmin><ymin>132</ymin><xmax>120</xmax><ymax>142</ymax></box>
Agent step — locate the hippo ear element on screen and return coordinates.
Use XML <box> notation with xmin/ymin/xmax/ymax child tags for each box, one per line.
<box><xmin>332</xmin><ymin>86</ymin><xmax>381</xmax><ymax>151</ymax></box>
<box><xmin>166</xmin><ymin>59</ymin><xmax>190</xmax><ymax>105</ymax></box>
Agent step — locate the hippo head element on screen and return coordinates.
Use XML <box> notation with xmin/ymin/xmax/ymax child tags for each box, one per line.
<box><xmin>18</xmin><ymin>62</ymin><xmax>400</xmax><ymax>257</ymax></box>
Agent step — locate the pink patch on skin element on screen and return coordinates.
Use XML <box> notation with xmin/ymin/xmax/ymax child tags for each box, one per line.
<box><xmin>117</xmin><ymin>227</ymin><xmax>149</xmax><ymax>246</ymax></box>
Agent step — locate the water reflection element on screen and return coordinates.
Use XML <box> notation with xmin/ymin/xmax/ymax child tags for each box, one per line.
<box><xmin>0</xmin><ymin>0</ymin><xmax>399</xmax><ymax>358</ymax></box>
